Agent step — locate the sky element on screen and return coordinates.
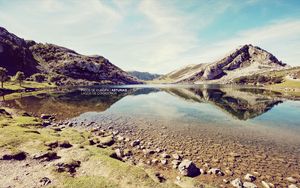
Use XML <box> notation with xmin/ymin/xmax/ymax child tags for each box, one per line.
<box><xmin>0</xmin><ymin>0</ymin><xmax>300</xmax><ymax>74</ymax></box>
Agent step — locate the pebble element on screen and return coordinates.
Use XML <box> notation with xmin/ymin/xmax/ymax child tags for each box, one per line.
<box><xmin>289</xmin><ymin>184</ymin><xmax>298</xmax><ymax>188</ymax></box>
<box><xmin>286</xmin><ymin>177</ymin><xmax>298</xmax><ymax>183</ymax></box>
<box><xmin>208</xmin><ymin>168</ymin><xmax>224</xmax><ymax>176</ymax></box>
<box><xmin>231</xmin><ymin>178</ymin><xmax>243</xmax><ymax>188</ymax></box>
<box><xmin>244</xmin><ymin>173</ymin><xmax>256</xmax><ymax>182</ymax></box>
<box><xmin>243</xmin><ymin>182</ymin><xmax>257</xmax><ymax>188</ymax></box>
<box><xmin>130</xmin><ymin>140</ymin><xmax>140</xmax><ymax>147</ymax></box>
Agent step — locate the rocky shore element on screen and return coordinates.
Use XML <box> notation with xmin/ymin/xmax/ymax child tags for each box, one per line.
<box><xmin>46</xmin><ymin>112</ymin><xmax>299</xmax><ymax>187</ymax></box>
<box><xmin>1</xmin><ymin>108</ymin><xmax>299</xmax><ymax>187</ymax></box>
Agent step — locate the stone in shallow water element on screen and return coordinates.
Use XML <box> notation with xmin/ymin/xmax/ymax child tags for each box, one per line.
<box><xmin>231</xmin><ymin>178</ymin><xmax>243</xmax><ymax>188</ymax></box>
<box><xmin>130</xmin><ymin>140</ymin><xmax>140</xmax><ymax>147</ymax></box>
<box><xmin>286</xmin><ymin>177</ymin><xmax>298</xmax><ymax>184</ymax></box>
<box><xmin>288</xmin><ymin>184</ymin><xmax>298</xmax><ymax>188</ymax></box>
<box><xmin>208</xmin><ymin>168</ymin><xmax>224</xmax><ymax>176</ymax></box>
<box><xmin>178</xmin><ymin>159</ymin><xmax>200</xmax><ymax>177</ymax></box>
<box><xmin>243</xmin><ymin>182</ymin><xmax>257</xmax><ymax>188</ymax></box>
<box><xmin>244</xmin><ymin>173</ymin><xmax>256</xmax><ymax>182</ymax></box>
<box><xmin>261</xmin><ymin>181</ymin><xmax>273</xmax><ymax>188</ymax></box>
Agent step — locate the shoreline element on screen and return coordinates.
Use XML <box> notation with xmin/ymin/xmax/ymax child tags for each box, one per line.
<box><xmin>1</xmin><ymin>106</ymin><xmax>299</xmax><ymax>187</ymax></box>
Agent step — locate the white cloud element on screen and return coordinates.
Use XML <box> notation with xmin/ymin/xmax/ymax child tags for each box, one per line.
<box><xmin>190</xmin><ymin>19</ymin><xmax>300</xmax><ymax>66</ymax></box>
<box><xmin>0</xmin><ymin>0</ymin><xmax>299</xmax><ymax>74</ymax></box>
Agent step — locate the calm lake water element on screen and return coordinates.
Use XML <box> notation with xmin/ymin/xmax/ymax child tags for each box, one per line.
<box><xmin>1</xmin><ymin>85</ymin><xmax>300</xmax><ymax>144</ymax></box>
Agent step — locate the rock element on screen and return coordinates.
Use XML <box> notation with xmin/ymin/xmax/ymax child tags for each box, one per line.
<box><xmin>89</xmin><ymin>139</ymin><xmax>96</xmax><ymax>145</ymax></box>
<box><xmin>208</xmin><ymin>168</ymin><xmax>224</xmax><ymax>176</ymax></box>
<box><xmin>161</xmin><ymin>153</ymin><xmax>171</xmax><ymax>158</ymax></box>
<box><xmin>244</xmin><ymin>173</ymin><xmax>256</xmax><ymax>182</ymax></box>
<box><xmin>59</xmin><ymin>140</ymin><xmax>72</xmax><ymax>148</ymax></box>
<box><xmin>116</xmin><ymin>135</ymin><xmax>125</xmax><ymax>141</ymax></box>
<box><xmin>130</xmin><ymin>140</ymin><xmax>140</xmax><ymax>147</ymax></box>
<box><xmin>115</xmin><ymin>149</ymin><xmax>124</xmax><ymax>159</ymax></box>
<box><xmin>155</xmin><ymin>148</ymin><xmax>162</xmax><ymax>153</ymax></box>
<box><xmin>286</xmin><ymin>177</ymin><xmax>298</xmax><ymax>183</ymax></box>
<box><xmin>172</xmin><ymin>153</ymin><xmax>181</xmax><ymax>160</ymax></box>
<box><xmin>289</xmin><ymin>184</ymin><xmax>298</xmax><ymax>188</ymax></box>
<box><xmin>154</xmin><ymin>172</ymin><xmax>166</xmax><ymax>183</ymax></box>
<box><xmin>151</xmin><ymin>159</ymin><xmax>159</xmax><ymax>164</ymax></box>
<box><xmin>143</xmin><ymin>149</ymin><xmax>155</xmax><ymax>155</ymax></box>
<box><xmin>100</xmin><ymin>136</ymin><xmax>114</xmax><ymax>146</ymax></box>
<box><xmin>42</xmin><ymin>120</ymin><xmax>51</xmax><ymax>127</ymax></box>
<box><xmin>33</xmin><ymin>152</ymin><xmax>60</xmax><ymax>161</ymax></box>
<box><xmin>261</xmin><ymin>181</ymin><xmax>272</xmax><ymax>188</ymax></box>
<box><xmin>39</xmin><ymin>177</ymin><xmax>51</xmax><ymax>186</ymax></box>
<box><xmin>225</xmin><ymin>169</ymin><xmax>234</xmax><ymax>176</ymax></box>
<box><xmin>199</xmin><ymin>168</ymin><xmax>206</xmax><ymax>175</ymax></box>
<box><xmin>231</xmin><ymin>178</ymin><xmax>243</xmax><ymax>188</ymax></box>
<box><xmin>22</xmin><ymin>112</ymin><xmax>31</xmax><ymax>117</ymax></box>
<box><xmin>52</xmin><ymin>127</ymin><xmax>62</xmax><ymax>132</ymax></box>
<box><xmin>223</xmin><ymin>179</ymin><xmax>229</xmax><ymax>184</ymax></box>
<box><xmin>172</xmin><ymin>160</ymin><xmax>181</xmax><ymax>169</ymax></box>
<box><xmin>229</xmin><ymin>152</ymin><xmax>241</xmax><ymax>158</ymax></box>
<box><xmin>45</xmin><ymin>141</ymin><xmax>59</xmax><ymax>148</ymax></box>
<box><xmin>243</xmin><ymin>182</ymin><xmax>257</xmax><ymax>188</ymax></box>
<box><xmin>1</xmin><ymin>151</ymin><xmax>27</xmax><ymax>161</ymax></box>
<box><xmin>178</xmin><ymin>159</ymin><xmax>200</xmax><ymax>177</ymax></box>
<box><xmin>161</xmin><ymin>159</ymin><xmax>167</xmax><ymax>165</ymax></box>
<box><xmin>56</xmin><ymin>160</ymin><xmax>81</xmax><ymax>174</ymax></box>
<box><xmin>41</xmin><ymin>114</ymin><xmax>53</xmax><ymax>120</ymax></box>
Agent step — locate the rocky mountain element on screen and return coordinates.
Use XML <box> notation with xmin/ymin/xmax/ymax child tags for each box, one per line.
<box><xmin>0</xmin><ymin>26</ymin><xmax>141</xmax><ymax>85</ymax></box>
<box><xmin>128</xmin><ymin>71</ymin><xmax>161</xmax><ymax>81</ymax></box>
<box><xmin>159</xmin><ymin>44</ymin><xmax>287</xmax><ymax>84</ymax></box>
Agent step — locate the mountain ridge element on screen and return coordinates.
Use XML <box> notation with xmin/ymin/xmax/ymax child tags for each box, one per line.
<box><xmin>158</xmin><ymin>44</ymin><xmax>287</xmax><ymax>84</ymax></box>
<box><xmin>0</xmin><ymin>26</ymin><xmax>142</xmax><ymax>85</ymax></box>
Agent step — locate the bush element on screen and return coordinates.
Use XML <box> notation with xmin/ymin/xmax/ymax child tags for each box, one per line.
<box><xmin>31</xmin><ymin>73</ymin><xmax>47</xmax><ymax>83</ymax></box>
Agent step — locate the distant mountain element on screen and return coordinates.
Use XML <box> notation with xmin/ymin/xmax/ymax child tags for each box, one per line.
<box><xmin>159</xmin><ymin>44</ymin><xmax>287</xmax><ymax>84</ymax></box>
<box><xmin>0</xmin><ymin>26</ymin><xmax>142</xmax><ymax>85</ymax></box>
<box><xmin>128</xmin><ymin>71</ymin><xmax>161</xmax><ymax>81</ymax></box>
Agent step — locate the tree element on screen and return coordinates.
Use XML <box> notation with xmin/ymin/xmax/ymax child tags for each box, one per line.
<box><xmin>15</xmin><ymin>71</ymin><xmax>25</xmax><ymax>87</ymax></box>
<box><xmin>0</xmin><ymin>67</ymin><xmax>8</xmax><ymax>88</ymax></box>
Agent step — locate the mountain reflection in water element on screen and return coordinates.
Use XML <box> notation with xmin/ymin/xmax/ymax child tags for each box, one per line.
<box><xmin>0</xmin><ymin>85</ymin><xmax>297</xmax><ymax>122</ymax></box>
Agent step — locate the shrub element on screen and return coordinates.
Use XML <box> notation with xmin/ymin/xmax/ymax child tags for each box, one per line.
<box><xmin>31</xmin><ymin>73</ymin><xmax>47</xmax><ymax>83</ymax></box>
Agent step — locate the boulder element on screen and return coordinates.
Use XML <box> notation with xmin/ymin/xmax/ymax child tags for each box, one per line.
<box><xmin>178</xmin><ymin>160</ymin><xmax>200</xmax><ymax>177</ymax></box>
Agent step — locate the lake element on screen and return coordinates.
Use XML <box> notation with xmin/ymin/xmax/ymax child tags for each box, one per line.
<box><xmin>1</xmin><ymin>85</ymin><xmax>300</xmax><ymax>186</ymax></box>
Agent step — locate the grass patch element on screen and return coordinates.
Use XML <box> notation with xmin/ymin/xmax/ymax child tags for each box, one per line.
<box><xmin>2</xmin><ymin>81</ymin><xmax>54</xmax><ymax>90</ymax></box>
<box><xmin>63</xmin><ymin>176</ymin><xmax>118</xmax><ymax>188</ymax></box>
<box><xmin>271</xmin><ymin>80</ymin><xmax>300</xmax><ymax>88</ymax></box>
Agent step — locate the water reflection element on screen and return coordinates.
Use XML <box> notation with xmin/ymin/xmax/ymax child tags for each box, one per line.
<box><xmin>0</xmin><ymin>86</ymin><xmax>297</xmax><ymax>121</ymax></box>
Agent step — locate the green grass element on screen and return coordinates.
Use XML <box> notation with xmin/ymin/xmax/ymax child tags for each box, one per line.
<box><xmin>272</xmin><ymin>80</ymin><xmax>300</xmax><ymax>88</ymax></box>
<box><xmin>63</xmin><ymin>176</ymin><xmax>119</xmax><ymax>188</ymax></box>
<box><xmin>2</xmin><ymin>81</ymin><xmax>54</xmax><ymax>90</ymax></box>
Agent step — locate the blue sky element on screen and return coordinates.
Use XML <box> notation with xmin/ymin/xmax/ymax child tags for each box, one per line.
<box><xmin>0</xmin><ymin>0</ymin><xmax>300</xmax><ymax>74</ymax></box>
